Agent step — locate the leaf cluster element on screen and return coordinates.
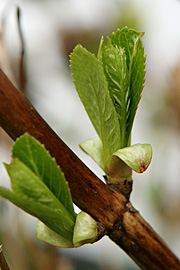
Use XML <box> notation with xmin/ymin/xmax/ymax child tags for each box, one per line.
<box><xmin>70</xmin><ymin>27</ymin><xmax>151</xmax><ymax>181</ymax></box>
<box><xmin>0</xmin><ymin>133</ymin><xmax>97</xmax><ymax>247</ymax></box>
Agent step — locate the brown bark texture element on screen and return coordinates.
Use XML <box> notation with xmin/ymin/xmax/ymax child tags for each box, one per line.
<box><xmin>0</xmin><ymin>69</ymin><xmax>180</xmax><ymax>270</ymax></box>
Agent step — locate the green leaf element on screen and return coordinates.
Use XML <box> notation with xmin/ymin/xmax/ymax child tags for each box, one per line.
<box><xmin>37</xmin><ymin>211</ymin><xmax>98</xmax><ymax>248</ymax></box>
<box><xmin>36</xmin><ymin>221</ymin><xmax>73</xmax><ymax>248</ymax></box>
<box><xmin>106</xmin><ymin>144</ymin><xmax>152</xmax><ymax>182</ymax></box>
<box><xmin>110</xmin><ymin>27</ymin><xmax>144</xmax><ymax>71</ymax></box>
<box><xmin>73</xmin><ymin>212</ymin><xmax>97</xmax><ymax>248</ymax></box>
<box><xmin>127</xmin><ymin>36</ymin><xmax>145</xmax><ymax>138</ymax></box>
<box><xmin>70</xmin><ymin>45</ymin><xmax>121</xmax><ymax>165</ymax></box>
<box><xmin>0</xmin><ymin>165</ymin><xmax>74</xmax><ymax>240</ymax></box>
<box><xmin>4</xmin><ymin>159</ymin><xmax>75</xmax><ymax>239</ymax></box>
<box><xmin>12</xmin><ymin>133</ymin><xmax>75</xmax><ymax>217</ymax></box>
<box><xmin>0</xmin><ymin>134</ymin><xmax>99</xmax><ymax>247</ymax></box>
<box><xmin>101</xmin><ymin>44</ymin><xmax>129</xmax><ymax>148</ymax></box>
<box><xmin>100</xmin><ymin>27</ymin><xmax>145</xmax><ymax>146</ymax></box>
<box><xmin>79</xmin><ymin>136</ymin><xmax>104</xmax><ymax>171</ymax></box>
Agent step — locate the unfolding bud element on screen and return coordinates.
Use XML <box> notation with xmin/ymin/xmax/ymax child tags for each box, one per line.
<box><xmin>106</xmin><ymin>144</ymin><xmax>152</xmax><ymax>183</ymax></box>
<box><xmin>73</xmin><ymin>212</ymin><xmax>98</xmax><ymax>248</ymax></box>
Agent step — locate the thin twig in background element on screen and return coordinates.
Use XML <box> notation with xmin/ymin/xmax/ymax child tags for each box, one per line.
<box><xmin>16</xmin><ymin>6</ymin><xmax>26</xmax><ymax>93</ymax></box>
<box><xmin>0</xmin><ymin>245</ymin><xmax>10</xmax><ymax>270</ymax></box>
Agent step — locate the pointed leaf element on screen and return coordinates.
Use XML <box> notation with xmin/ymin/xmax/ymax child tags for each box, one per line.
<box><xmin>111</xmin><ymin>27</ymin><xmax>144</xmax><ymax>70</ymax></box>
<box><xmin>127</xmin><ymin>36</ymin><xmax>146</xmax><ymax>138</ymax></box>
<box><xmin>101</xmin><ymin>44</ymin><xmax>129</xmax><ymax>148</ymax></box>
<box><xmin>70</xmin><ymin>45</ymin><xmax>121</xmax><ymax>164</ymax></box>
<box><xmin>5</xmin><ymin>159</ymin><xmax>75</xmax><ymax>238</ymax></box>
<box><xmin>101</xmin><ymin>27</ymin><xmax>145</xmax><ymax>146</ymax></box>
<box><xmin>12</xmin><ymin>133</ymin><xmax>75</xmax><ymax>217</ymax></box>
<box><xmin>79</xmin><ymin>136</ymin><xmax>104</xmax><ymax>170</ymax></box>
<box><xmin>0</xmin><ymin>184</ymin><xmax>74</xmax><ymax>241</ymax></box>
<box><xmin>5</xmin><ymin>159</ymin><xmax>70</xmax><ymax>213</ymax></box>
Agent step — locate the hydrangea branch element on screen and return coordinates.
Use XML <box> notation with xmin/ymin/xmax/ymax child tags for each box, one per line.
<box><xmin>0</xmin><ymin>69</ymin><xmax>180</xmax><ymax>269</ymax></box>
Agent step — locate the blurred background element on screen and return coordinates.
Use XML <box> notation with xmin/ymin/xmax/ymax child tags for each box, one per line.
<box><xmin>0</xmin><ymin>0</ymin><xmax>180</xmax><ymax>269</ymax></box>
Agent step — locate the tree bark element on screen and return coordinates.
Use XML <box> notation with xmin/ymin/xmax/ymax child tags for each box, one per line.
<box><xmin>0</xmin><ymin>68</ymin><xmax>180</xmax><ymax>269</ymax></box>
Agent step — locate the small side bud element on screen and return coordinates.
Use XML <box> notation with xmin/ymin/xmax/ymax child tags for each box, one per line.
<box><xmin>73</xmin><ymin>212</ymin><xmax>98</xmax><ymax>248</ymax></box>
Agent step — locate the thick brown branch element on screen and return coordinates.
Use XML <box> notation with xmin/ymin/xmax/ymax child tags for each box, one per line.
<box><xmin>0</xmin><ymin>68</ymin><xmax>180</xmax><ymax>270</ymax></box>
<box><xmin>110</xmin><ymin>202</ymin><xmax>180</xmax><ymax>270</ymax></box>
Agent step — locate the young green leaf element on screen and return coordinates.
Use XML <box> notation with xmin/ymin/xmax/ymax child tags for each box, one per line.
<box><xmin>70</xmin><ymin>45</ymin><xmax>121</xmax><ymax>165</ymax></box>
<box><xmin>101</xmin><ymin>44</ymin><xmax>129</xmax><ymax>148</ymax></box>
<box><xmin>127</xmin><ymin>36</ymin><xmax>145</xmax><ymax>139</ymax></box>
<box><xmin>0</xmin><ymin>133</ymin><xmax>99</xmax><ymax>247</ymax></box>
<box><xmin>0</xmin><ymin>159</ymin><xmax>75</xmax><ymax>241</ymax></box>
<box><xmin>111</xmin><ymin>28</ymin><xmax>145</xmax><ymax>140</ymax></box>
<box><xmin>100</xmin><ymin>27</ymin><xmax>145</xmax><ymax>146</ymax></box>
<box><xmin>110</xmin><ymin>27</ymin><xmax>144</xmax><ymax>70</ymax></box>
<box><xmin>71</xmin><ymin>28</ymin><xmax>150</xmax><ymax>182</ymax></box>
<box><xmin>12</xmin><ymin>133</ymin><xmax>75</xmax><ymax>217</ymax></box>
